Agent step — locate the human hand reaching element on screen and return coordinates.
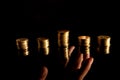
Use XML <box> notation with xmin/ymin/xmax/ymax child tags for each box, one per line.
<box><xmin>39</xmin><ymin>46</ymin><xmax>94</xmax><ymax>80</ymax></box>
<box><xmin>65</xmin><ymin>46</ymin><xmax>94</xmax><ymax>80</ymax></box>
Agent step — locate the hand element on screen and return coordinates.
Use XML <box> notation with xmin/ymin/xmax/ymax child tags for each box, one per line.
<box><xmin>39</xmin><ymin>46</ymin><xmax>94</xmax><ymax>80</ymax></box>
<box><xmin>65</xmin><ymin>46</ymin><xmax>94</xmax><ymax>80</ymax></box>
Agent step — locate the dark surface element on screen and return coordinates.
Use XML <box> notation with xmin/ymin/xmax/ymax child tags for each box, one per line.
<box><xmin>10</xmin><ymin>0</ymin><xmax>118</xmax><ymax>80</ymax></box>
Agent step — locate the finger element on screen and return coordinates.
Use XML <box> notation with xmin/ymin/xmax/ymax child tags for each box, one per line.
<box><xmin>78</xmin><ymin>57</ymin><xmax>94</xmax><ymax>80</ymax></box>
<box><xmin>73</xmin><ymin>53</ymin><xmax>83</xmax><ymax>70</ymax></box>
<box><xmin>68</xmin><ymin>46</ymin><xmax>75</xmax><ymax>57</ymax></box>
<box><xmin>83</xmin><ymin>53</ymin><xmax>90</xmax><ymax>60</ymax></box>
<box><xmin>39</xmin><ymin>66</ymin><xmax>48</xmax><ymax>80</ymax></box>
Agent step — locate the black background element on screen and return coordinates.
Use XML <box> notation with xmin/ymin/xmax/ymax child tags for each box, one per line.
<box><xmin>12</xmin><ymin>0</ymin><xmax>118</xmax><ymax>80</ymax></box>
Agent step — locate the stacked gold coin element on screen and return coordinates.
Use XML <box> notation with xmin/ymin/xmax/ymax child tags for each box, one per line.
<box><xmin>78</xmin><ymin>36</ymin><xmax>90</xmax><ymax>54</ymax></box>
<box><xmin>97</xmin><ymin>35</ymin><xmax>111</xmax><ymax>54</ymax></box>
<box><xmin>37</xmin><ymin>37</ymin><xmax>49</xmax><ymax>55</ymax></box>
<box><xmin>57</xmin><ymin>30</ymin><xmax>70</xmax><ymax>67</ymax></box>
<box><xmin>16</xmin><ymin>38</ymin><xmax>29</xmax><ymax>56</ymax></box>
<box><xmin>58</xmin><ymin>30</ymin><xmax>69</xmax><ymax>47</ymax></box>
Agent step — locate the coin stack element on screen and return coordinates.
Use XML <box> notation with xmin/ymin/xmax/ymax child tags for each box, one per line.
<box><xmin>97</xmin><ymin>35</ymin><xmax>111</xmax><ymax>54</ymax></box>
<box><xmin>37</xmin><ymin>37</ymin><xmax>49</xmax><ymax>56</ymax></box>
<box><xmin>16</xmin><ymin>38</ymin><xmax>29</xmax><ymax>56</ymax></box>
<box><xmin>78</xmin><ymin>36</ymin><xmax>91</xmax><ymax>54</ymax></box>
<box><xmin>57</xmin><ymin>30</ymin><xmax>70</xmax><ymax>67</ymax></box>
<box><xmin>58</xmin><ymin>30</ymin><xmax>69</xmax><ymax>47</ymax></box>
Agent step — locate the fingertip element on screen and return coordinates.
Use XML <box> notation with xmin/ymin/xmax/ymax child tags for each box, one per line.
<box><xmin>39</xmin><ymin>66</ymin><xmax>48</xmax><ymax>80</ymax></box>
<box><xmin>83</xmin><ymin>53</ymin><xmax>90</xmax><ymax>60</ymax></box>
<box><xmin>42</xmin><ymin>66</ymin><xmax>48</xmax><ymax>73</ymax></box>
<box><xmin>88</xmin><ymin>57</ymin><xmax>94</xmax><ymax>64</ymax></box>
<box><xmin>68</xmin><ymin>46</ymin><xmax>75</xmax><ymax>57</ymax></box>
<box><xmin>70</xmin><ymin>46</ymin><xmax>75</xmax><ymax>50</ymax></box>
<box><xmin>72</xmin><ymin>45</ymin><xmax>75</xmax><ymax>48</ymax></box>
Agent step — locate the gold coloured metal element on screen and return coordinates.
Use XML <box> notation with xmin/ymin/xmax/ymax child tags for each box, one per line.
<box><xmin>37</xmin><ymin>37</ymin><xmax>49</xmax><ymax>55</ymax></box>
<box><xmin>97</xmin><ymin>35</ymin><xmax>111</xmax><ymax>54</ymax></box>
<box><xmin>78</xmin><ymin>36</ymin><xmax>91</xmax><ymax>54</ymax></box>
<box><xmin>16</xmin><ymin>38</ymin><xmax>29</xmax><ymax>56</ymax></box>
<box><xmin>58</xmin><ymin>30</ymin><xmax>69</xmax><ymax>47</ymax></box>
